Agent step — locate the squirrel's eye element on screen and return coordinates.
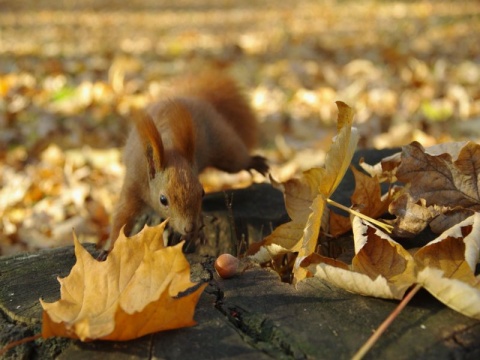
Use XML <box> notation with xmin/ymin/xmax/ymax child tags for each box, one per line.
<box><xmin>160</xmin><ymin>194</ymin><xmax>169</xmax><ymax>207</ymax></box>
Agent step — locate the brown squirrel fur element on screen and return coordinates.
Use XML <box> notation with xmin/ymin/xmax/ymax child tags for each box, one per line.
<box><xmin>106</xmin><ymin>72</ymin><xmax>268</xmax><ymax>252</ymax></box>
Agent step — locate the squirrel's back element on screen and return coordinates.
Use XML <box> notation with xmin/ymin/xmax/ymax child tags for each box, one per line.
<box><xmin>106</xmin><ymin>70</ymin><xmax>268</xmax><ymax>253</ymax></box>
<box><xmin>168</xmin><ymin>71</ymin><xmax>258</xmax><ymax>149</ymax></box>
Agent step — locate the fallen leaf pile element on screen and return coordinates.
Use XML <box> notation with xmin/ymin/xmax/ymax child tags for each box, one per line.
<box><xmin>303</xmin><ymin>215</ymin><xmax>480</xmax><ymax>319</ymax></box>
<box><xmin>1</xmin><ymin>1</ymin><xmax>480</xmax><ymax>255</ymax></box>
<box><xmin>41</xmin><ymin>221</ymin><xmax>207</xmax><ymax>341</ymax></box>
<box><xmin>249</xmin><ymin>102</ymin><xmax>480</xmax><ymax>319</ymax></box>
<box><xmin>0</xmin><ymin>144</ymin><xmax>122</xmax><ymax>255</ymax></box>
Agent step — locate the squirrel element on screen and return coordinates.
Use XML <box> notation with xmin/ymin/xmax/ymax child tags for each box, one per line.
<box><xmin>104</xmin><ymin>71</ymin><xmax>268</xmax><ymax>254</ymax></box>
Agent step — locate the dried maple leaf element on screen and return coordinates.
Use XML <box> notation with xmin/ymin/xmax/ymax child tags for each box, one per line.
<box><xmin>303</xmin><ymin>216</ymin><xmax>416</xmax><ymax>299</ymax></box>
<box><xmin>391</xmin><ymin>141</ymin><xmax>480</xmax><ymax>235</ymax></box>
<box><xmin>359</xmin><ymin>141</ymin><xmax>470</xmax><ymax>183</ymax></box>
<box><xmin>40</xmin><ymin>221</ymin><xmax>207</xmax><ymax>341</ymax></box>
<box><xmin>329</xmin><ymin>166</ymin><xmax>391</xmax><ymax>237</ymax></box>
<box><xmin>248</xmin><ymin>101</ymin><xmax>359</xmax><ymax>283</ymax></box>
<box><xmin>361</xmin><ymin>141</ymin><xmax>480</xmax><ymax>237</ymax></box>
<box><xmin>397</xmin><ymin>141</ymin><xmax>480</xmax><ymax>209</ymax></box>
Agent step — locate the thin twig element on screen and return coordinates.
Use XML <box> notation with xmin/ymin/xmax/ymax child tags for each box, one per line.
<box><xmin>352</xmin><ymin>284</ymin><xmax>423</xmax><ymax>360</ymax></box>
<box><xmin>326</xmin><ymin>198</ymin><xmax>394</xmax><ymax>233</ymax></box>
<box><xmin>0</xmin><ymin>333</ymin><xmax>42</xmax><ymax>356</ymax></box>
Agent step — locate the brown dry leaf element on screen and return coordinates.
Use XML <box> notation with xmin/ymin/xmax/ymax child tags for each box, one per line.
<box><xmin>392</xmin><ymin>141</ymin><xmax>480</xmax><ymax>235</ymax></box>
<box><xmin>390</xmin><ymin>193</ymin><xmax>476</xmax><ymax>238</ymax></box>
<box><xmin>41</xmin><ymin>221</ymin><xmax>207</xmax><ymax>341</ymax></box>
<box><xmin>428</xmin><ymin>208</ymin><xmax>476</xmax><ymax>234</ymax></box>
<box><xmin>361</xmin><ymin>141</ymin><xmax>480</xmax><ymax>238</ymax></box>
<box><xmin>359</xmin><ymin>142</ymin><xmax>470</xmax><ymax>183</ymax></box>
<box><xmin>303</xmin><ymin>216</ymin><xmax>416</xmax><ymax>299</ymax></box>
<box><xmin>414</xmin><ymin>213</ymin><xmax>480</xmax><ymax>319</ymax></box>
<box><xmin>248</xmin><ymin>101</ymin><xmax>359</xmax><ymax>283</ymax></box>
<box><xmin>329</xmin><ymin>166</ymin><xmax>391</xmax><ymax>237</ymax></box>
<box><xmin>389</xmin><ymin>194</ymin><xmax>443</xmax><ymax>238</ymax></box>
<box><xmin>397</xmin><ymin>141</ymin><xmax>480</xmax><ymax>209</ymax></box>
<box><xmin>328</xmin><ymin>210</ymin><xmax>352</xmax><ymax>239</ymax></box>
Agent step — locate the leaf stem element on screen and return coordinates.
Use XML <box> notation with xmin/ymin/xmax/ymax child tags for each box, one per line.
<box><xmin>352</xmin><ymin>284</ymin><xmax>423</xmax><ymax>360</ymax></box>
<box><xmin>326</xmin><ymin>198</ymin><xmax>393</xmax><ymax>233</ymax></box>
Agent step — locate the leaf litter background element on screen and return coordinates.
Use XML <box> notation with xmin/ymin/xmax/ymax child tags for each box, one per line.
<box><xmin>1</xmin><ymin>0</ymin><xmax>480</xmax><ymax>255</ymax></box>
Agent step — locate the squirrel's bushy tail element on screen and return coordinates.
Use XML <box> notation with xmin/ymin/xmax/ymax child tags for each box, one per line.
<box><xmin>171</xmin><ymin>71</ymin><xmax>258</xmax><ymax>149</ymax></box>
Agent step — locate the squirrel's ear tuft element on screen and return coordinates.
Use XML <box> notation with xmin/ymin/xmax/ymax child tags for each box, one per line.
<box><xmin>166</xmin><ymin>101</ymin><xmax>195</xmax><ymax>164</ymax></box>
<box><xmin>133</xmin><ymin>110</ymin><xmax>165</xmax><ymax>179</ymax></box>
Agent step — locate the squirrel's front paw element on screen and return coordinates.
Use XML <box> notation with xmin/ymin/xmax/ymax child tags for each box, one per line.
<box><xmin>248</xmin><ymin>155</ymin><xmax>269</xmax><ymax>176</ymax></box>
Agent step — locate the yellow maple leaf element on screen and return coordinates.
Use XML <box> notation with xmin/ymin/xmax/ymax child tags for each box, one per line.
<box><xmin>40</xmin><ymin>221</ymin><xmax>207</xmax><ymax>341</ymax></box>
<box><xmin>248</xmin><ymin>101</ymin><xmax>359</xmax><ymax>283</ymax></box>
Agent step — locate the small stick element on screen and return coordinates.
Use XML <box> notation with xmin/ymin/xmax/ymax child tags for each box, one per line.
<box><xmin>352</xmin><ymin>284</ymin><xmax>423</xmax><ymax>360</ymax></box>
<box><xmin>0</xmin><ymin>334</ymin><xmax>42</xmax><ymax>356</ymax></box>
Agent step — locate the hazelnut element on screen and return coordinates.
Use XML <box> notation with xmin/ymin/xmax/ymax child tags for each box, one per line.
<box><xmin>214</xmin><ymin>253</ymin><xmax>239</xmax><ymax>279</ymax></box>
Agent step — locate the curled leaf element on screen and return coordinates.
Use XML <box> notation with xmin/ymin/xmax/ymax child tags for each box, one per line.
<box><xmin>248</xmin><ymin>101</ymin><xmax>359</xmax><ymax>284</ymax></box>
<box><xmin>293</xmin><ymin>102</ymin><xmax>359</xmax><ymax>282</ymax></box>
<box><xmin>414</xmin><ymin>213</ymin><xmax>480</xmax><ymax>319</ymax></box>
<box><xmin>304</xmin><ymin>216</ymin><xmax>416</xmax><ymax>299</ymax></box>
<box><xmin>389</xmin><ymin>194</ymin><xmax>441</xmax><ymax>237</ymax></box>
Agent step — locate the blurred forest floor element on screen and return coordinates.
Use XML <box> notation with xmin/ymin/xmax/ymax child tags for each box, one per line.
<box><xmin>0</xmin><ymin>0</ymin><xmax>479</xmax><ymax>255</ymax></box>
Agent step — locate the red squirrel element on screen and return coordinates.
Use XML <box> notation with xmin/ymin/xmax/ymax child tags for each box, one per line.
<box><xmin>105</xmin><ymin>71</ymin><xmax>268</xmax><ymax>253</ymax></box>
